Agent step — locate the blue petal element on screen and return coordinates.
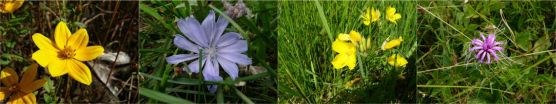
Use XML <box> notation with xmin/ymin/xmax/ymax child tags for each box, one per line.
<box><xmin>218</xmin><ymin>40</ymin><xmax>248</xmax><ymax>53</ymax></box>
<box><xmin>217</xmin><ymin>57</ymin><xmax>239</xmax><ymax>79</ymax></box>
<box><xmin>187</xmin><ymin>58</ymin><xmax>204</xmax><ymax>73</ymax></box>
<box><xmin>166</xmin><ymin>54</ymin><xmax>199</xmax><ymax>64</ymax></box>
<box><xmin>212</xmin><ymin>14</ymin><xmax>230</xmax><ymax>45</ymax></box>
<box><xmin>202</xmin><ymin>58</ymin><xmax>223</xmax><ymax>93</ymax></box>
<box><xmin>178</xmin><ymin>17</ymin><xmax>209</xmax><ymax>47</ymax></box>
<box><xmin>202</xmin><ymin>11</ymin><xmax>217</xmax><ymax>45</ymax></box>
<box><xmin>217</xmin><ymin>32</ymin><xmax>242</xmax><ymax>47</ymax></box>
<box><xmin>174</xmin><ymin>35</ymin><xmax>201</xmax><ymax>53</ymax></box>
<box><xmin>218</xmin><ymin>53</ymin><xmax>252</xmax><ymax>65</ymax></box>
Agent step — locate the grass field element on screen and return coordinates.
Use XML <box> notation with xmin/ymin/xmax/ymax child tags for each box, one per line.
<box><xmin>138</xmin><ymin>1</ymin><xmax>277</xmax><ymax>103</ymax></box>
<box><xmin>417</xmin><ymin>1</ymin><xmax>556</xmax><ymax>103</ymax></box>
<box><xmin>278</xmin><ymin>1</ymin><xmax>416</xmax><ymax>103</ymax></box>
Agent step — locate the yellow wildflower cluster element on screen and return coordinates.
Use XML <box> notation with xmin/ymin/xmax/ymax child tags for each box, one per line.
<box><xmin>361</xmin><ymin>6</ymin><xmax>402</xmax><ymax>25</ymax></box>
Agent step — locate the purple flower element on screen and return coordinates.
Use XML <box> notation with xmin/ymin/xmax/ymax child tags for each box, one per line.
<box><xmin>470</xmin><ymin>33</ymin><xmax>503</xmax><ymax>64</ymax></box>
<box><xmin>166</xmin><ymin>11</ymin><xmax>252</xmax><ymax>93</ymax></box>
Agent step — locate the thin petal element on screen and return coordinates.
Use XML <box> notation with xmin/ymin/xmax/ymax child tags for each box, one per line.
<box><xmin>67</xmin><ymin>60</ymin><xmax>92</xmax><ymax>85</ymax></box>
<box><xmin>486</xmin><ymin>52</ymin><xmax>491</xmax><ymax>64</ymax></box>
<box><xmin>212</xmin><ymin>14</ymin><xmax>230</xmax><ymax>44</ymax></box>
<box><xmin>74</xmin><ymin>46</ymin><xmax>104</xmax><ymax>61</ymax></box>
<box><xmin>487</xmin><ymin>34</ymin><xmax>496</xmax><ymax>45</ymax></box>
<box><xmin>480</xmin><ymin>33</ymin><xmax>486</xmax><ymax>42</ymax></box>
<box><xmin>20</xmin><ymin>64</ymin><xmax>39</xmax><ymax>84</ymax></box>
<box><xmin>217</xmin><ymin>40</ymin><xmax>248</xmax><ymax>53</ymax></box>
<box><xmin>471</xmin><ymin>39</ymin><xmax>483</xmax><ymax>46</ymax></box>
<box><xmin>21</xmin><ymin>93</ymin><xmax>36</xmax><ymax>104</ymax></box>
<box><xmin>476</xmin><ymin>50</ymin><xmax>484</xmax><ymax>60</ymax></box>
<box><xmin>47</xmin><ymin>59</ymin><xmax>69</xmax><ymax>77</ymax></box>
<box><xmin>187</xmin><ymin>59</ymin><xmax>203</xmax><ymax>73</ymax></box>
<box><xmin>202</xmin><ymin>11</ymin><xmax>216</xmax><ymax>44</ymax></box>
<box><xmin>31</xmin><ymin>50</ymin><xmax>58</xmax><ymax>68</ymax></box>
<box><xmin>67</xmin><ymin>28</ymin><xmax>89</xmax><ymax>49</ymax></box>
<box><xmin>470</xmin><ymin>46</ymin><xmax>482</xmax><ymax>51</ymax></box>
<box><xmin>489</xmin><ymin>50</ymin><xmax>500</xmax><ymax>61</ymax></box>
<box><xmin>480</xmin><ymin>50</ymin><xmax>487</xmax><ymax>63</ymax></box>
<box><xmin>18</xmin><ymin>78</ymin><xmax>46</xmax><ymax>94</ymax></box>
<box><xmin>178</xmin><ymin>18</ymin><xmax>208</xmax><ymax>47</ymax></box>
<box><xmin>492</xmin><ymin>46</ymin><xmax>503</xmax><ymax>51</ymax></box>
<box><xmin>202</xmin><ymin>59</ymin><xmax>222</xmax><ymax>94</ymax></box>
<box><xmin>217</xmin><ymin>32</ymin><xmax>241</xmax><ymax>47</ymax></box>
<box><xmin>166</xmin><ymin>54</ymin><xmax>199</xmax><ymax>64</ymax></box>
<box><xmin>217</xmin><ymin>53</ymin><xmax>252</xmax><ymax>65</ymax></box>
<box><xmin>32</xmin><ymin>33</ymin><xmax>58</xmax><ymax>51</ymax></box>
<box><xmin>174</xmin><ymin>35</ymin><xmax>201</xmax><ymax>53</ymax></box>
<box><xmin>218</xmin><ymin>57</ymin><xmax>239</xmax><ymax>79</ymax></box>
<box><xmin>0</xmin><ymin>68</ymin><xmax>18</xmax><ymax>86</ymax></box>
<box><xmin>55</xmin><ymin>21</ymin><xmax>71</xmax><ymax>49</ymax></box>
<box><xmin>202</xmin><ymin>58</ymin><xmax>220</xmax><ymax>77</ymax></box>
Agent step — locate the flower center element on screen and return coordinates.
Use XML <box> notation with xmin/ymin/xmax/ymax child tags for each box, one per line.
<box><xmin>204</xmin><ymin>47</ymin><xmax>217</xmax><ymax>58</ymax></box>
<box><xmin>58</xmin><ymin>48</ymin><xmax>76</xmax><ymax>59</ymax></box>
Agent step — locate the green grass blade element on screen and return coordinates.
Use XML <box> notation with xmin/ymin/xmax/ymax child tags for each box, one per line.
<box><xmin>139</xmin><ymin>87</ymin><xmax>194</xmax><ymax>104</ymax></box>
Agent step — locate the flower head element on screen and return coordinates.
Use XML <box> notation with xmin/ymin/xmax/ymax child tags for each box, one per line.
<box><xmin>0</xmin><ymin>0</ymin><xmax>24</xmax><ymax>13</ymax></box>
<box><xmin>0</xmin><ymin>64</ymin><xmax>46</xmax><ymax>104</ymax></box>
<box><xmin>31</xmin><ymin>21</ymin><xmax>104</xmax><ymax>85</ymax></box>
<box><xmin>331</xmin><ymin>30</ymin><xmax>362</xmax><ymax>70</ymax></box>
<box><xmin>381</xmin><ymin>36</ymin><xmax>403</xmax><ymax>50</ymax></box>
<box><xmin>470</xmin><ymin>33</ymin><xmax>503</xmax><ymax>64</ymax></box>
<box><xmin>361</xmin><ymin>7</ymin><xmax>380</xmax><ymax>26</ymax></box>
<box><xmin>166</xmin><ymin>11</ymin><xmax>252</xmax><ymax>93</ymax></box>
<box><xmin>387</xmin><ymin>54</ymin><xmax>408</xmax><ymax>67</ymax></box>
<box><xmin>386</xmin><ymin>6</ymin><xmax>401</xmax><ymax>24</ymax></box>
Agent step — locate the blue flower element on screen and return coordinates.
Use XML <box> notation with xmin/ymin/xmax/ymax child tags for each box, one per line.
<box><xmin>166</xmin><ymin>11</ymin><xmax>252</xmax><ymax>93</ymax></box>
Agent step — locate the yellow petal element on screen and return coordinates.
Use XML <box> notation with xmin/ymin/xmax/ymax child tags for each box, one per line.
<box><xmin>54</xmin><ymin>21</ymin><xmax>71</xmax><ymax>49</ymax></box>
<box><xmin>74</xmin><ymin>46</ymin><xmax>104</xmax><ymax>61</ymax></box>
<box><xmin>67</xmin><ymin>28</ymin><xmax>89</xmax><ymax>50</ymax></box>
<box><xmin>8</xmin><ymin>92</ymin><xmax>36</xmax><ymax>104</ymax></box>
<box><xmin>0</xmin><ymin>87</ymin><xmax>9</xmax><ymax>101</ymax></box>
<box><xmin>21</xmin><ymin>93</ymin><xmax>37</xmax><ymax>104</ymax></box>
<box><xmin>361</xmin><ymin>8</ymin><xmax>371</xmax><ymax>26</ymax></box>
<box><xmin>349</xmin><ymin>30</ymin><xmax>362</xmax><ymax>43</ymax></box>
<box><xmin>20</xmin><ymin>64</ymin><xmax>38</xmax><ymax>84</ymax></box>
<box><xmin>337</xmin><ymin>33</ymin><xmax>351</xmax><ymax>41</ymax></box>
<box><xmin>346</xmin><ymin>53</ymin><xmax>356</xmax><ymax>70</ymax></box>
<box><xmin>31</xmin><ymin>50</ymin><xmax>58</xmax><ymax>67</ymax></box>
<box><xmin>371</xmin><ymin>7</ymin><xmax>380</xmax><ymax>22</ymax></box>
<box><xmin>67</xmin><ymin>60</ymin><xmax>92</xmax><ymax>85</ymax></box>
<box><xmin>332</xmin><ymin>39</ymin><xmax>356</xmax><ymax>54</ymax></box>
<box><xmin>387</xmin><ymin>54</ymin><xmax>408</xmax><ymax>67</ymax></box>
<box><xmin>0</xmin><ymin>0</ymin><xmax>24</xmax><ymax>13</ymax></box>
<box><xmin>332</xmin><ymin>53</ymin><xmax>349</xmax><ymax>69</ymax></box>
<box><xmin>32</xmin><ymin>33</ymin><xmax>58</xmax><ymax>51</ymax></box>
<box><xmin>0</xmin><ymin>68</ymin><xmax>18</xmax><ymax>86</ymax></box>
<box><xmin>332</xmin><ymin>53</ymin><xmax>356</xmax><ymax>70</ymax></box>
<box><xmin>381</xmin><ymin>37</ymin><xmax>403</xmax><ymax>50</ymax></box>
<box><xmin>47</xmin><ymin>59</ymin><xmax>70</xmax><ymax>77</ymax></box>
<box><xmin>18</xmin><ymin>79</ymin><xmax>46</xmax><ymax>94</ymax></box>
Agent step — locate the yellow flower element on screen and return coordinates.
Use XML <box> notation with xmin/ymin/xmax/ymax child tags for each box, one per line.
<box><xmin>386</xmin><ymin>6</ymin><xmax>401</xmax><ymax>24</ymax></box>
<box><xmin>0</xmin><ymin>0</ymin><xmax>24</xmax><ymax>13</ymax></box>
<box><xmin>381</xmin><ymin>36</ymin><xmax>403</xmax><ymax>50</ymax></box>
<box><xmin>361</xmin><ymin>7</ymin><xmax>380</xmax><ymax>26</ymax></box>
<box><xmin>387</xmin><ymin>54</ymin><xmax>408</xmax><ymax>67</ymax></box>
<box><xmin>331</xmin><ymin>30</ymin><xmax>362</xmax><ymax>70</ymax></box>
<box><xmin>31</xmin><ymin>21</ymin><xmax>104</xmax><ymax>85</ymax></box>
<box><xmin>0</xmin><ymin>64</ymin><xmax>46</xmax><ymax>104</ymax></box>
